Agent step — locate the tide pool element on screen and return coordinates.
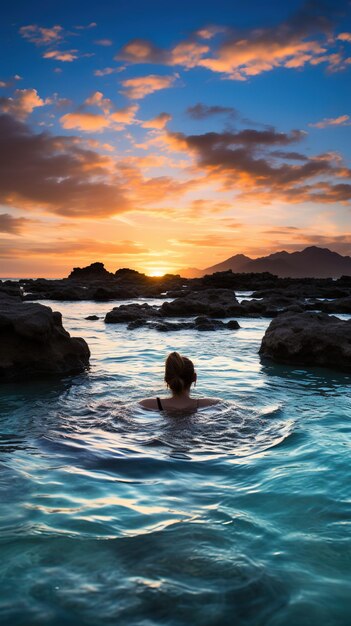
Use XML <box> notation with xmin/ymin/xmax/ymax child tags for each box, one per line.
<box><xmin>0</xmin><ymin>298</ymin><xmax>350</xmax><ymax>626</ymax></box>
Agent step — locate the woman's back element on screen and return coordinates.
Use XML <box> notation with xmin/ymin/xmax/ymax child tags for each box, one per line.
<box><xmin>140</xmin><ymin>396</ymin><xmax>219</xmax><ymax>412</ymax></box>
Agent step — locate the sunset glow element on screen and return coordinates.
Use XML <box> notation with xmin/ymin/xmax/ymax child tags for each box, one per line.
<box><xmin>1</xmin><ymin>1</ymin><xmax>350</xmax><ymax>277</ymax></box>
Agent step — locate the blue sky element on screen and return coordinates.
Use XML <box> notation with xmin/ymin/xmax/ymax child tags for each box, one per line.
<box><xmin>0</xmin><ymin>0</ymin><xmax>350</xmax><ymax>276</ymax></box>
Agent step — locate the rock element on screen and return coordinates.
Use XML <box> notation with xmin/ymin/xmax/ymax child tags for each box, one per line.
<box><xmin>125</xmin><ymin>316</ymin><xmax>241</xmax><ymax>332</ymax></box>
<box><xmin>105</xmin><ymin>303</ymin><xmax>162</xmax><ymax>324</ymax></box>
<box><xmin>319</xmin><ymin>296</ymin><xmax>351</xmax><ymax>314</ymax></box>
<box><xmin>127</xmin><ymin>320</ymin><xmax>147</xmax><ymax>329</ymax></box>
<box><xmin>193</xmin><ymin>316</ymin><xmax>226</xmax><ymax>330</ymax></box>
<box><xmin>227</xmin><ymin>320</ymin><xmax>241</xmax><ymax>330</ymax></box>
<box><xmin>161</xmin><ymin>289</ymin><xmax>241</xmax><ymax>317</ymax></box>
<box><xmin>259</xmin><ymin>312</ymin><xmax>351</xmax><ymax>371</ymax></box>
<box><xmin>68</xmin><ymin>262</ymin><xmax>113</xmax><ymax>280</ymax></box>
<box><xmin>0</xmin><ymin>296</ymin><xmax>90</xmax><ymax>382</ymax></box>
<box><xmin>85</xmin><ymin>315</ymin><xmax>99</xmax><ymax>320</ymax></box>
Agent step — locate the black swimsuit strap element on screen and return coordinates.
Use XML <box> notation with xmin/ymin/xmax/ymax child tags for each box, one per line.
<box><xmin>156</xmin><ymin>397</ymin><xmax>163</xmax><ymax>411</ymax></box>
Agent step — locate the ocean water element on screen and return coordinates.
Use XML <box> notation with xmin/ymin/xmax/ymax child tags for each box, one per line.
<box><xmin>0</xmin><ymin>297</ymin><xmax>350</xmax><ymax>626</ymax></box>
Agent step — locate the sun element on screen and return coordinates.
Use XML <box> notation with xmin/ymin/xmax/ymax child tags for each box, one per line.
<box><xmin>147</xmin><ymin>268</ymin><xmax>168</xmax><ymax>277</ymax></box>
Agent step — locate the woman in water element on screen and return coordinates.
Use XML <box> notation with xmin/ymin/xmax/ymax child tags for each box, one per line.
<box><xmin>139</xmin><ymin>351</ymin><xmax>220</xmax><ymax>411</ymax></box>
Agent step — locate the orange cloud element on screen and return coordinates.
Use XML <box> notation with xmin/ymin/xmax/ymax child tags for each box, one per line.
<box><xmin>85</xmin><ymin>91</ymin><xmax>112</xmax><ymax>114</ymax></box>
<box><xmin>43</xmin><ymin>50</ymin><xmax>78</xmax><ymax>62</ymax></box>
<box><xmin>60</xmin><ymin>96</ymin><xmax>139</xmax><ymax>132</ymax></box>
<box><xmin>0</xmin><ymin>89</ymin><xmax>48</xmax><ymax>120</ymax></box>
<box><xmin>60</xmin><ymin>111</ymin><xmax>111</xmax><ymax>131</ymax></box>
<box><xmin>0</xmin><ymin>113</ymin><xmax>130</xmax><ymax>217</ymax></box>
<box><xmin>337</xmin><ymin>32</ymin><xmax>351</xmax><ymax>42</ymax></box>
<box><xmin>19</xmin><ymin>24</ymin><xmax>63</xmax><ymax>45</ymax></box>
<box><xmin>165</xmin><ymin>126</ymin><xmax>351</xmax><ymax>205</ymax></box>
<box><xmin>116</xmin><ymin>5</ymin><xmax>350</xmax><ymax>79</ymax></box>
<box><xmin>0</xmin><ymin>237</ymin><xmax>148</xmax><ymax>259</ymax></box>
<box><xmin>309</xmin><ymin>114</ymin><xmax>350</xmax><ymax>128</ymax></box>
<box><xmin>120</xmin><ymin>74</ymin><xmax>177</xmax><ymax>99</ymax></box>
<box><xmin>141</xmin><ymin>112</ymin><xmax>171</xmax><ymax>129</ymax></box>
<box><xmin>170</xmin><ymin>42</ymin><xmax>210</xmax><ymax>67</ymax></box>
<box><xmin>110</xmin><ymin>104</ymin><xmax>139</xmax><ymax>124</ymax></box>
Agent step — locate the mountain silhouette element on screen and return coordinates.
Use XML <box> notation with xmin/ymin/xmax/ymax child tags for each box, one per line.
<box><xmin>179</xmin><ymin>247</ymin><xmax>351</xmax><ymax>278</ymax></box>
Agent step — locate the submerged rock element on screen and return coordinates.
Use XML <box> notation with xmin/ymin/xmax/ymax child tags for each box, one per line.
<box><xmin>0</xmin><ymin>296</ymin><xmax>90</xmax><ymax>382</ymax></box>
<box><xmin>125</xmin><ymin>316</ymin><xmax>240</xmax><ymax>332</ymax></box>
<box><xmin>259</xmin><ymin>312</ymin><xmax>351</xmax><ymax>371</ymax></box>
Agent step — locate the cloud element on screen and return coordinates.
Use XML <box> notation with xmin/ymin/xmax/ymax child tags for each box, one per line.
<box><xmin>336</xmin><ymin>32</ymin><xmax>351</xmax><ymax>42</ymax></box>
<box><xmin>0</xmin><ymin>213</ymin><xmax>31</xmax><ymax>234</ymax></box>
<box><xmin>120</xmin><ymin>74</ymin><xmax>177</xmax><ymax>99</ymax></box>
<box><xmin>109</xmin><ymin>104</ymin><xmax>139</xmax><ymax>124</ymax></box>
<box><xmin>186</xmin><ymin>103</ymin><xmax>238</xmax><ymax>119</ymax></box>
<box><xmin>94</xmin><ymin>39</ymin><xmax>113</xmax><ymax>46</ymax></box>
<box><xmin>0</xmin><ymin>89</ymin><xmax>48</xmax><ymax>120</ymax></box>
<box><xmin>94</xmin><ymin>67</ymin><xmax>119</xmax><ymax>76</ymax></box>
<box><xmin>0</xmin><ymin>237</ymin><xmax>148</xmax><ymax>259</ymax></box>
<box><xmin>43</xmin><ymin>49</ymin><xmax>78</xmax><ymax>62</ymax></box>
<box><xmin>141</xmin><ymin>112</ymin><xmax>171</xmax><ymax>129</ymax></box>
<box><xmin>0</xmin><ymin>75</ymin><xmax>22</xmax><ymax>88</ymax></box>
<box><xmin>117</xmin><ymin>39</ymin><xmax>168</xmax><ymax>64</ymax></box>
<box><xmin>0</xmin><ymin>113</ymin><xmax>130</xmax><ymax>217</ymax></box>
<box><xmin>60</xmin><ymin>97</ymin><xmax>139</xmax><ymax>132</ymax></box>
<box><xmin>116</xmin><ymin>3</ymin><xmax>351</xmax><ymax>79</ymax></box>
<box><xmin>166</xmin><ymin>125</ymin><xmax>351</xmax><ymax>204</ymax></box>
<box><xmin>19</xmin><ymin>24</ymin><xmax>63</xmax><ymax>45</ymax></box>
<box><xmin>74</xmin><ymin>23</ymin><xmax>97</xmax><ymax>30</ymax></box>
<box><xmin>173</xmin><ymin>234</ymin><xmax>236</xmax><ymax>248</ymax></box>
<box><xmin>60</xmin><ymin>111</ymin><xmax>111</xmax><ymax>131</ymax></box>
<box><xmin>85</xmin><ymin>91</ymin><xmax>112</xmax><ymax>114</ymax></box>
<box><xmin>309</xmin><ymin>114</ymin><xmax>350</xmax><ymax>128</ymax></box>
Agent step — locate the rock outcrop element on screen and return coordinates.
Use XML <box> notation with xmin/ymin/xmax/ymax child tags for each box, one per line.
<box><xmin>68</xmin><ymin>262</ymin><xmax>114</xmax><ymax>281</ymax></box>
<box><xmin>259</xmin><ymin>312</ymin><xmax>351</xmax><ymax>371</ymax></box>
<box><xmin>161</xmin><ymin>289</ymin><xmax>241</xmax><ymax>318</ymax></box>
<box><xmin>0</xmin><ymin>296</ymin><xmax>90</xmax><ymax>382</ymax></box>
<box><xmin>105</xmin><ymin>303</ymin><xmax>162</xmax><ymax>324</ymax></box>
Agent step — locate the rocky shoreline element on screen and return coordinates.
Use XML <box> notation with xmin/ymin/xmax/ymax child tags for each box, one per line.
<box><xmin>0</xmin><ymin>293</ymin><xmax>90</xmax><ymax>383</ymax></box>
<box><xmin>1</xmin><ymin>262</ymin><xmax>351</xmax><ymax>376</ymax></box>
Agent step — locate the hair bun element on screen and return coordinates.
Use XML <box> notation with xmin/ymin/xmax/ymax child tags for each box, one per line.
<box><xmin>165</xmin><ymin>352</ymin><xmax>195</xmax><ymax>395</ymax></box>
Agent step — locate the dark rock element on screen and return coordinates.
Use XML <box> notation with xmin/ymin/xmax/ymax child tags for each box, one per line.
<box><xmin>259</xmin><ymin>312</ymin><xmax>351</xmax><ymax>371</ymax></box>
<box><xmin>0</xmin><ymin>296</ymin><xmax>90</xmax><ymax>382</ymax></box>
<box><xmin>193</xmin><ymin>316</ymin><xmax>226</xmax><ymax>330</ymax></box>
<box><xmin>318</xmin><ymin>296</ymin><xmax>351</xmax><ymax>314</ymax></box>
<box><xmin>127</xmin><ymin>320</ymin><xmax>147</xmax><ymax>329</ymax></box>
<box><xmin>105</xmin><ymin>303</ymin><xmax>162</xmax><ymax>324</ymax></box>
<box><xmin>0</xmin><ymin>282</ymin><xmax>22</xmax><ymax>299</ymax></box>
<box><xmin>68</xmin><ymin>262</ymin><xmax>113</xmax><ymax>280</ymax></box>
<box><xmin>161</xmin><ymin>289</ymin><xmax>240</xmax><ymax>318</ymax></box>
<box><xmin>85</xmin><ymin>315</ymin><xmax>99</xmax><ymax>320</ymax></box>
<box><xmin>227</xmin><ymin>320</ymin><xmax>241</xmax><ymax>330</ymax></box>
<box><xmin>125</xmin><ymin>316</ymin><xmax>241</xmax><ymax>332</ymax></box>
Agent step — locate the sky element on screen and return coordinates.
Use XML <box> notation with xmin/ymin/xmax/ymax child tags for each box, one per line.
<box><xmin>0</xmin><ymin>0</ymin><xmax>351</xmax><ymax>277</ymax></box>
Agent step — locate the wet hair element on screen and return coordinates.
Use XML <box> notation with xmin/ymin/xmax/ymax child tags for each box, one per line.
<box><xmin>165</xmin><ymin>352</ymin><xmax>195</xmax><ymax>395</ymax></box>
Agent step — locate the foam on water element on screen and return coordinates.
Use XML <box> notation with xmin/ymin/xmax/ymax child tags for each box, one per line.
<box><xmin>0</xmin><ymin>298</ymin><xmax>350</xmax><ymax>626</ymax></box>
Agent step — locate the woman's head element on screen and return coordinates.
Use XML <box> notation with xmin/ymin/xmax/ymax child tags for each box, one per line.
<box><xmin>165</xmin><ymin>352</ymin><xmax>196</xmax><ymax>395</ymax></box>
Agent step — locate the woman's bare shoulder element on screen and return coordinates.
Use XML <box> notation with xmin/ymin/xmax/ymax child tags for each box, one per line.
<box><xmin>197</xmin><ymin>398</ymin><xmax>221</xmax><ymax>408</ymax></box>
<box><xmin>139</xmin><ymin>398</ymin><xmax>159</xmax><ymax>410</ymax></box>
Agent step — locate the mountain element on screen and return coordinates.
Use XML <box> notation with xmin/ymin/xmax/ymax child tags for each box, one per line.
<box><xmin>203</xmin><ymin>254</ymin><xmax>252</xmax><ymax>274</ymax></box>
<box><xmin>179</xmin><ymin>247</ymin><xmax>351</xmax><ymax>279</ymax></box>
<box><xmin>238</xmin><ymin>247</ymin><xmax>351</xmax><ymax>278</ymax></box>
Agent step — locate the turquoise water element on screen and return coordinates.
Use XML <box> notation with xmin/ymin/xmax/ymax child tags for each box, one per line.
<box><xmin>1</xmin><ymin>298</ymin><xmax>350</xmax><ymax>626</ymax></box>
